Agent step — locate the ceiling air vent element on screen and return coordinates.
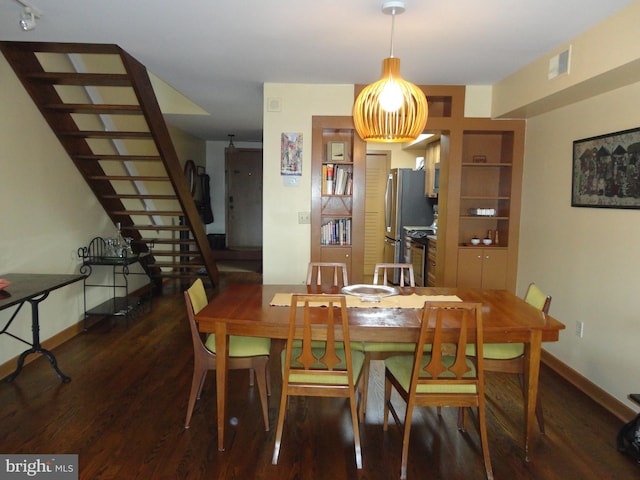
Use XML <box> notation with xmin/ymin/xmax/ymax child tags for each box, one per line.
<box><xmin>548</xmin><ymin>46</ymin><xmax>571</xmax><ymax>79</ymax></box>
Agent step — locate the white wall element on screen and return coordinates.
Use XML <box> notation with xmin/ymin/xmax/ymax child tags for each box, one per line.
<box><xmin>518</xmin><ymin>80</ymin><xmax>640</xmax><ymax>410</ymax></box>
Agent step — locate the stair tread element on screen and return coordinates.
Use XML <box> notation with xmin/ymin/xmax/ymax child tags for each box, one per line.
<box><xmin>112</xmin><ymin>210</ymin><xmax>184</xmax><ymax>216</ymax></box>
<box><xmin>88</xmin><ymin>175</ymin><xmax>170</xmax><ymax>181</ymax></box>
<box><xmin>124</xmin><ymin>225</ymin><xmax>191</xmax><ymax>230</ymax></box>
<box><xmin>75</xmin><ymin>155</ymin><xmax>162</xmax><ymax>162</ymax></box>
<box><xmin>26</xmin><ymin>72</ymin><xmax>132</xmax><ymax>86</ymax></box>
<box><xmin>43</xmin><ymin>103</ymin><xmax>142</xmax><ymax>114</ymax></box>
<box><xmin>60</xmin><ymin>131</ymin><xmax>153</xmax><ymax>139</ymax></box>
<box><xmin>103</xmin><ymin>194</ymin><xmax>178</xmax><ymax>200</ymax></box>
<box><xmin>137</xmin><ymin>238</ymin><xmax>195</xmax><ymax>244</ymax></box>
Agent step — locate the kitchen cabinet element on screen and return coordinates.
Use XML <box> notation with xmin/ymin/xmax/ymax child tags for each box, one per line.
<box><xmin>426</xmin><ymin>236</ymin><xmax>437</xmax><ymax>287</ymax></box>
<box><xmin>410</xmin><ymin>241</ymin><xmax>426</xmax><ymax>287</ymax></box>
<box><xmin>424</xmin><ymin>139</ymin><xmax>440</xmax><ymax>198</ymax></box>
<box><xmin>456</xmin><ymin>247</ymin><xmax>507</xmax><ymax>289</ymax></box>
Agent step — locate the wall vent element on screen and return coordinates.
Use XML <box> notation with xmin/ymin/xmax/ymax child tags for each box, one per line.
<box><xmin>548</xmin><ymin>46</ymin><xmax>571</xmax><ymax>79</ymax></box>
<box><xmin>267</xmin><ymin>97</ymin><xmax>282</xmax><ymax>112</ymax></box>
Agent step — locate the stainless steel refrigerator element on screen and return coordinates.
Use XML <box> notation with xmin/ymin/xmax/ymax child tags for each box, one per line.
<box><xmin>383</xmin><ymin>168</ymin><xmax>433</xmax><ymax>283</ymax></box>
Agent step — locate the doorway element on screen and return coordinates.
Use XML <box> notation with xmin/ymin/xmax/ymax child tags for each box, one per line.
<box><xmin>225</xmin><ymin>147</ymin><xmax>263</xmax><ymax>250</ymax></box>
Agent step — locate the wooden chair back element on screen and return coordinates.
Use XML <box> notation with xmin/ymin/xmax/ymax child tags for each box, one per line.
<box><xmin>373</xmin><ymin>262</ymin><xmax>415</xmax><ymax>287</ymax></box>
<box><xmin>414</xmin><ymin>302</ymin><xmax>484</xmax><ymax>393</ymax></box>
<box><xmin>273</xmin><ymin>293</ymin><xmax>363</xmax><ymax>469</ymax></box>
<box><xmin>306</xmin><ymin>262</ymin><xmax>349</xmax><ymax>289</ymax></box>
<box><xmin>383</xmin><ymin>301</ymin><xmax>492</xmax><ymax>479</ymax></box>
<box><xmin>283</xmin><ymin>294</ymin><xmax>356</xmax><ymax>392</ymax></box>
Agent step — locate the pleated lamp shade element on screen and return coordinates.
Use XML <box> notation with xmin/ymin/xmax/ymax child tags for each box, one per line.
<box><xmin>353</xmin><ymin>57</ymin><xmax>428</xmax><ymax>143</ymax></box>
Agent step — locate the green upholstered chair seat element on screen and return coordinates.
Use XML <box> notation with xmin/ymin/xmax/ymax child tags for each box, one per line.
<box><xmin>363</xmin><ymin>341</ymin><xmax>431</xmax><ymax>353</ymax></box>
<box><xmin>205</xmin><ymin>334</ymin><xmax>271</xmax><ymax>357</ymax></box>
<box><xmin>385</xmin><ymin>354</ymin><xmax>477</xmax><ymax>394</ymax></box>
<box><xmin>282</xmin><ymin>347</ymin><xmax>365</xmax><ymax>385</ymax></box>
<box><xmin>466</xmin><ymin>342</ymin><xmax>525</xmax><ymax>360</ymax></box>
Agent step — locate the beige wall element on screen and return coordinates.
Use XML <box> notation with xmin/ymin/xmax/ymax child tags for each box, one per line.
<box><xmin>497</xmin><ymin>2</ymin><xmax>640</xmax><ymax>410</ymax></box>
<box><xmin>0</xmin><ymin>52</ymin><xmax>205</xmax><ymax>369</ymax></box>
<box><xmin>262</xmin><ymin>84</ymin><xmax>354</xmax><ymax>284</ymax></box>
<box><xmin>518</xmin><ymin>80</ymin><xmax>640</xmax><ymax>411</ymax></box>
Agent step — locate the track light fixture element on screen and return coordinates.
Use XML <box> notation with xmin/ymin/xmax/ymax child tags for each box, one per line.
<box><xmin>15</xmin><ymin>0</ymin><xmax>43</xmax><ymax>31</ymax></box>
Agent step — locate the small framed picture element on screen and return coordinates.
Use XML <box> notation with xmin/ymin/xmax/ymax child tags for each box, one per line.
<box><xmin>472</xmin><ymin>155</ymin><xmax>487</xmax><ymax>163</ymax></box>
<box><xmin>327</xmin><ymin>141</ymin><xmax>348</xmax><ymax>162</ymax></box>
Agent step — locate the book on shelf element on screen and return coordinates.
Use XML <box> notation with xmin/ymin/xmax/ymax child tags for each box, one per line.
<box><xmin>322</xmin><ymin>164</ymin><xmax>353</xmax><ymax>195</ymax></box>
<box><xmin>320</xmin><ymin>218</ymin><xmax>351</xmax><ymax>245</ymax></box>
<box><xmin>324</xmin><ymin>163</ymin><xmax>334</xmax><ymax>195</ymax></box>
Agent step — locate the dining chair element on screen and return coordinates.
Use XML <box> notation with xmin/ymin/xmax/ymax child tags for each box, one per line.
<box><xmin>272</xmin><ymin>294</ymin><xmax>364</xmax><ymax>469</ymax></box>
<box><xmin>359</xmin><ymin>263</ymin><xmax>421</xmax><ymax>420</ymax></box>
<box><xmin>183</xmin><ymin>279</ymin><xmax>271</xmax><ymax>431</ymax></box>
<box><xmin>373</xmin><ymin>262</ymin><xmax>415</xmax><ymax>287</ymax></box>
<box><xmin>306</xmin><ymin>261</ymin><xmax>349</xmax><ymax>290</ymax></box>
<box><xmin>465</xmin><ymin>282</ymin><xmax>551</xmax><ymax>433</ymax></box>
<box><xmin>384</xmin><ymin>301</ymin><xmax>493</xmax><ymax>480</ymax></box>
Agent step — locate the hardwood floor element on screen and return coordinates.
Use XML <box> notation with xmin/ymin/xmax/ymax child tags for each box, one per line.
<box><xmin>0</xmin><ymin>276</ymin><xmax>637</xmax><ymax>479</ymax></box>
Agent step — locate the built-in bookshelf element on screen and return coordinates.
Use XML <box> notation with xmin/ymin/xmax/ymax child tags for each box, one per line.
<box><xmin>454</xmin><ymin>119</ymin><xmax>525</xmax><ymax>290</ymax></box>
<box><xmin>311</xmin><ymin>116</ymin><xmax>365</xmax><ymax>283</ymax></box>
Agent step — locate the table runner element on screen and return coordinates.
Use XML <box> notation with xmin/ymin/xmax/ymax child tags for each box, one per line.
<box><xmin>270</xmin><ymin>293</ymin><xmax>461</xmax><ymax>309</ymax></box>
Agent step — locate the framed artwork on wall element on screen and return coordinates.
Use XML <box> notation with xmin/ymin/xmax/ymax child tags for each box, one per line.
<box><xmin>572</xmin><ymin>127</ymin><xmax>640</xmax><ymax>209</ymax></box>
<box><xmin>281</xmin><ymin>132</ymin><xmax>303</xmax><ymax>176</ymax></box>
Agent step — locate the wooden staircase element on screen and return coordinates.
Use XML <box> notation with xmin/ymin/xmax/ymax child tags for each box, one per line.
<box><xmin>0</xmin><ymin>41</ymin><xmax>218</xmax><ymax>292</ymax></box>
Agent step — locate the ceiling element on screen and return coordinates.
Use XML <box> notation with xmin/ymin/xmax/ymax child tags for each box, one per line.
<box><xmin>0</xmin><ymin>0</ymin><xmax>636</xmax><ymax>142</ymax></box>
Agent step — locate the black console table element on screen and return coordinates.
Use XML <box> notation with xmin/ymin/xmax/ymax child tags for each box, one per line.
<box><xmin>0</xmin><ymin>273</ymin><xmax>85</xmax><ymax>382</ymax></box>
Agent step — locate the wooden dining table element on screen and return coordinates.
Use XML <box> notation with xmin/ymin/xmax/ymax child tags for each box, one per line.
<box><xmin>195</xmin><ymin>283</ymin><xmax>565</xmax><ymax>460</ymax></box>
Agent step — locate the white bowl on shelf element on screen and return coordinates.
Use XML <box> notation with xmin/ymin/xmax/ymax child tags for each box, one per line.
<box><xmin>470</xmin><ymin>238</ymin><xmax>481</xmax><ymax>245</ymax></box>
<box><xmin>482</xmin><ymin>238</ymin><xmax>493</xmax><ymax>245</ymax></box>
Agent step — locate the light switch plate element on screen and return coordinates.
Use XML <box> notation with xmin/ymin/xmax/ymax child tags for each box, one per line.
<box><xmin>298</xmin><ymin>212</ymin><xmax>310</xmax><ymax>224</ymax></box>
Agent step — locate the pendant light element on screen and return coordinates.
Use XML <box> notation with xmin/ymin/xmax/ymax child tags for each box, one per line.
<box><xmin>227</xmin><ymin>134</ymin><xmax>237</xmax><ymax>152</ymax></box>
<box><xmin>353</xmin><ymin>1</ymin><xmax>428</xmax><ymax>143</ymax></box>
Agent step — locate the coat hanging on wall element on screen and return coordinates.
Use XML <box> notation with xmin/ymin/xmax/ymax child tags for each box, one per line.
<box><xmin>199</xmin><ymin>172</ymin><xmax>214</xmax><ymax>224</ymax></box>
